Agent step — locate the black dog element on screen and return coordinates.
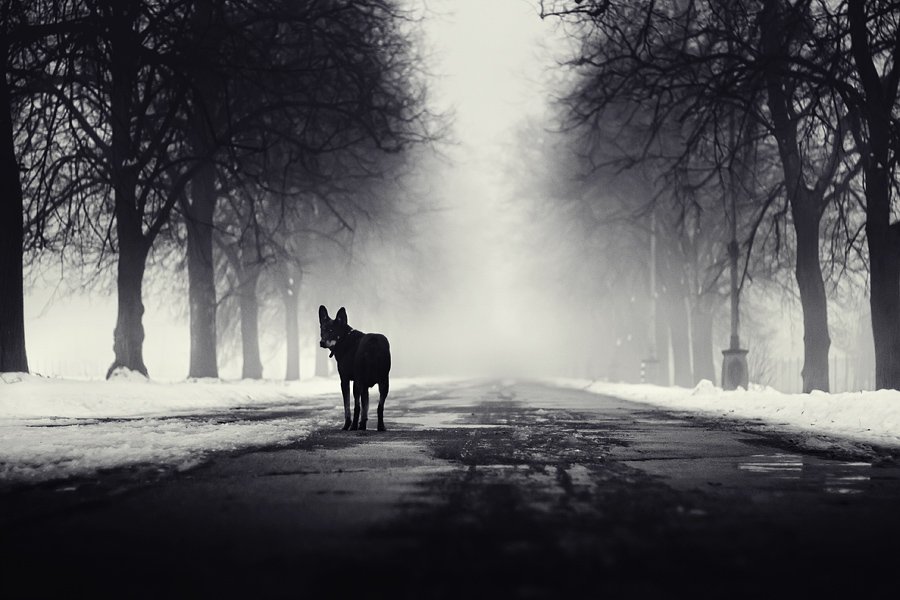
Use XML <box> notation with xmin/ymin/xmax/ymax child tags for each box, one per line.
<box><xmin>319</xmin><ymin>305</ymin><xmax>391</xmax><ymax>431</ymax></box>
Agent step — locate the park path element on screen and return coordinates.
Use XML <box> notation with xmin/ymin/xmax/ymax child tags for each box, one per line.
<box><xmin>3</xmin><ymin>380</ymin><xmax>900</xmax><ymax>598</ymax></box>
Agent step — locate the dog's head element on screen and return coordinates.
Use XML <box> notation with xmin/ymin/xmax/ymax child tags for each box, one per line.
<box><xmin>319</xmin><ymin>305</ymin><xmax>351</xmax><ymax>351</ymax></box>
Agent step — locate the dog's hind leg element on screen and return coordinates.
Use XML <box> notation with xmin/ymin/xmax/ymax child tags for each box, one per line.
<box><xmin>341</xmin><ymin>378</ymin><xmax>352</xmax><ymax>431</ymax></box>
<box><xmin>351</xmin><ymin>381</ymin><xmax>361</xmax><ymax>431</ymax></box>
<box><xmin>359</xmin><ymin>386</ymin><xmax>370</xmax><ymax>431</ymax></box>
<box><xmin>377</xmin><ymin>379</ymin><xmax>389</xmax><ymax>431</ymax></box>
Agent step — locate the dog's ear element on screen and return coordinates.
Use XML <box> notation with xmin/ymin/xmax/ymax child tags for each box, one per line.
<box><xmin>336</xmin><ymin>307</ymin><xmax>347</xmax><ymax>324</ymax></box>
<box><xmin>318</xmin><ymin>305</ymin><xmax>329</xmax><ymax>323</ymax></box>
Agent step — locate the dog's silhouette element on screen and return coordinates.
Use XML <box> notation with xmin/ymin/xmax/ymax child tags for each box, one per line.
<box><xmin>319</xmin><ymin>306</ymin><xmax>391</xmax><ymax>431</ymax></box>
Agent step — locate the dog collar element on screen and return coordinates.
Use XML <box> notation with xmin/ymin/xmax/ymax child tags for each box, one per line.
<box><xmin>329</xmin><ymin>329</ymin><xmax>355</xmax><ymax>358</ymax></box>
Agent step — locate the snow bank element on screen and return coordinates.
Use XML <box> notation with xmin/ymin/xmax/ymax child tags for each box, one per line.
<box><xmin>548</xmin><ymin>378</ymin><xmax>900</xmax><ymax>450</ymax></box>
<box><xmin>0</xmin><ymin>374</ymin><xmax>436</xmax><ymax>484</ymax></box>
<box><xmin>0</xmin><ymin>415</ymin><xmax>327</xmax><ymax>483</ymax></box>
<box><xmin>0</xmin><ymin>373</ymin><xmax>338</xmax><ymax>419</ymax></box>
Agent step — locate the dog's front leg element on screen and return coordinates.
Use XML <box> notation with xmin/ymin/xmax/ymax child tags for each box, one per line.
<box><xmin>351</xmin><ymin>380</ymin><xmax>361</xmax><ymax>430</ymax></box>
<box><xmin>341</xmin><ymin>378</ymin><xmax>352</xmax><ymax>431</ymax></box>
<box><xmin>359</xmin><ymin>387</ymin><xmax>369</xmax><ymax>431</ymax></box>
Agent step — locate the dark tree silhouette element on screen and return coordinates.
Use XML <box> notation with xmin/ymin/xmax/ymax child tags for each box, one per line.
<box><xmin>541</xmin><ymin>0</ymin><xmax>866</xmax><ymax>392</ymax></box>
<box><xmin>176</xmin><ymin>0</ymin><xmax>434</xmax><ymax>380</ymax></box>
<box><xmin>844</xmin><ymin>0</ymin><xmax>900</xmax><ymax>390</ymax></box>
<box><xmin>0</xmin><ymin>3</ymin><xmax>28</xmax><ymax>372</ymax></box>
<box><xmin>2</xmin><ymin>0</ymin><xmax>434</xmax><ymax>380</ymax></box>
<box><xmin>19</xmin><ymin>0</ymin><xmax>205</xmax><ymax>378</ymax></box>
<box><xmin>758</xmin><ymin>0</ymin><xmax>854</xmax><ymax>392</ymax></box>
<box><xmin>0</xmin><ymin>0</ymin><xmax>83</xmax><ymax>372</ymax></box>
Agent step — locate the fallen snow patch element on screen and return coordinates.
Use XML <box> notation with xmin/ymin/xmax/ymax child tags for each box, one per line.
<box><xmin>0</xmin><ymin>376</ymin><xmax>339</xmax><ymax>419</ymax></box>
<box><xmin>0</xmin><ymin>374</ymin><xmax>441</xmax><ymax>484</ymax></box>
<box><xmin>547</xmin><ymin>378</ymin><xmax>900</xmax><ymax>450</ymax></box>
<box><xmin>0</xmin><ymin>416</ymin><xmax>325</xmax><ymax>483</ymax></box>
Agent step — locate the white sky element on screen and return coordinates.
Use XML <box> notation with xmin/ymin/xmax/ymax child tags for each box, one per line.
<box><xmin>426</xmin><ymin>0</ymin><xmax>551</xmax><ymax>146</ymax></box>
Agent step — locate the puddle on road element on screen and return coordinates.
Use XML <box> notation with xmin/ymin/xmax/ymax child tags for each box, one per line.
<box><xmin>598</xmin><ymin>414</ymin><xmax>899</xmax><ymax>500</ymax></box>
<box><xmin>738</xmin><ymin>453</ymin><xmax>804</xmax><ymax>474</ymax></box>
<box><xmin>818</xmin><ymin>464</ymin><xmax>872</xmax><ymax>495</ymax></box>
<box><xmin>626</xmin><ymin>451</ymin><xmax>885</xmax><ymax>498</ymax></box>
<box><xmin>735</xmin><ymin>453</ymin><xmax>874</xmax><ymax>495</ymax></box>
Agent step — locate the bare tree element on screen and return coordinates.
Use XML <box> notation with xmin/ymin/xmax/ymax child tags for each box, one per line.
<box><xmin>28</xmin><ymin>0</ymin><xmax>204</xmax><ymax>378</ymax></box>
<box><xmin>844</xmin><ymin>0</ymin><xmax>900</xmax><ymax>389</ymax></box>
<box><xmin>1</xmin><ymin>0</ymin><xmax>85</xmax><ymax>372</ymax></box>
<box><xmin>177</xmin><ymin>0</ymin><xmax>436</xmax><ymax>379</ymax></box>
<box><xmin>540</xmin><ymin>0</ymin><xmax>866</xmax><ymax>391</ymax></box>
<box><xmin>758</xmin><ymin>0</ymin><xmax>857</xmax><ymax>392</ymax></box>
<box><xmin>0</xmin><ymin>0</ymin><xmax>29</xmax><ymax>372</ymax></box>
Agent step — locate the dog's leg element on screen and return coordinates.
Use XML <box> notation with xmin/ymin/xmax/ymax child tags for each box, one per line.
<box><xmin>377</xmin><ymin>379</ymin><xmax>389</xmax><ymax>431</ymax></box>
<box><xmin>351</xmin><ymin>381</ymin><xmax>361</xmax><ymax>430</ymax></box>
<box><xmin>359</xmin><ymin>387</ymin><xmax>369</xmax><ymax>431</ymax></box>
<box><xmin>341</xmin><ymin>378</ymin><xmax>351</xmax><ymax>431</ymax></box>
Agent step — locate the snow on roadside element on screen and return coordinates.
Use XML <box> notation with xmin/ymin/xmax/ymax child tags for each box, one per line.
<box><xmin>0</xmin><ymin>374</ymin><xmax>436</xmax><ymax>485</ymax></box>
<box><xmin>0</xmin><ymin>416</ymin><xmax>328</xmax><ymax>484</ymax></box>
<box><xmin>0</xmin><ymin>372</ymin><xmax>337</xmax><ymax>419</ymax></box>
<box><xmin>547</xmin><ymin>378</ymin><xmax>900</xmax><ymax>451</ymax></box>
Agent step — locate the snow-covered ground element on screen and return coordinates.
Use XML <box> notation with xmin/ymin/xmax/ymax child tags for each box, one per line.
<box><xmin>548</xmin><ymin>378</ymin><xmax>900</xmax><ymax>453</ymax></box>
<box><xmin>5</xmin><ymin>372</ymin><xmax>900</xmax><ymax>487</ymax></box>
<box><xmin>0</xmin><ymin>373</ymin><xmax>435</xmax><ymax>485</ymax></box>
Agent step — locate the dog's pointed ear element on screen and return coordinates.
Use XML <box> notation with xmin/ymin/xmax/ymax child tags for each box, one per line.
<box><xmin>336</xmin><ymin>307</ymin><xmax>347</xmax><ymax>324</ymax></box>
<box><xmin>318</xmin><ymin>305</ymin><xmax>329</xmax><ymax>323</ymax></box>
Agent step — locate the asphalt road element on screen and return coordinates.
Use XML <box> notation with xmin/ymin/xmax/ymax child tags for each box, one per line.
<box><xmin>3</xmin><ymin>381</ymin><xmax>900</xmax><ymax>599</ymax></box>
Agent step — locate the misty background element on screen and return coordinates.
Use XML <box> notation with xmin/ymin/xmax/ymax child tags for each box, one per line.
<box><xmin>10</xmin><ymin>0</ymin><xmax>881</xmax><ymax>392</ymax></box>
<box><xmin>23</xmin><ymin>0</ymin><xmax>566</xmax><ymax>381</ymax></box>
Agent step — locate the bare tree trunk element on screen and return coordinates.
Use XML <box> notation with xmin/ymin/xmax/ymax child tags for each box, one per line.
<box><xmin>762</xmin><ymin>0</ymin><xmax>831</xmax><ymax>392</ymax></box>
<box><xmin>182</xmin><ymin>0</ymin><xmax>226</xmax><ymax>379</ymax></box>
<box><xmin>239</xmin><ymin>264</ymin><xmax>263</xmax><ymax>379</ymax></box>
<box><xmin>863</xmin><ymin>164</ymin><xmax>900</xmax><ymax>389</ymax></box>
<box><xmin>107</xmin><ymin>5</ymin><xmax>149</xmax><ymax>378</ymax></box>
<box><xmin>848</xmin><ymin>0</ymin><xmax>900</xmax><ymax>390</ymax></box>
<box><xmin>690</xmin><ymin>305</ymin><xmax>715</xmax><ymax>384</ymax></box>
<box><xmin>794</xmin><ymin>210</ymin><xmax>830</xmax><ymax>392</ymax></box>
<box><xmin>184</xmin><ymin>161</ymin><xmax>218</xmax><ymax>378</ymax></box>
<box><xmin>866</xmin><ymin>203</ymin><xmax>900</xmax><ymax>390</ymax></box>
<box><xmin>0</xmin><ymin>46</ymin><xmax>28</xmax><ymax>373</ymax></box>
<box><xmin>220</xmin><ymin>238</ymin><xmax>263</xmax><ymax>380</ymax></box>
<box><xmin>108</xmin><ymin>209</ymin><xmax>150</xmax><ymax>377</ymax></box>
<box><xmin>283</xmin><ymin>275</ymin><xmax>300</xmax><ymax>381</ymax></box>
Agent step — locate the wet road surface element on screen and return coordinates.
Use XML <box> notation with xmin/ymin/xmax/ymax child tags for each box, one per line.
<box><xmin>3</xmin><ymin>381</ymin><xmax>900</xmax><ymax>598</ymax></box>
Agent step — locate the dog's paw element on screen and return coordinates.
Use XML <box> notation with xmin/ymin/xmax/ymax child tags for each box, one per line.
<box><xmin>377</xmin><ymin>423</ymin><xmax>386</xmax><ymax>432</ymax></box>
<box><xmin>358</xmin><ymin>421</ymin><xmax>367</xmax><ymax>431</ymax></box>
<box><xmin>342</xmin><ymin>420</ymin><xmax>351</xmax><ymax>431</ymax></box>
<box><xmin>350</xmin><ymin>422</ymin><xmax>359</xmax><ymax>431</ymax></box>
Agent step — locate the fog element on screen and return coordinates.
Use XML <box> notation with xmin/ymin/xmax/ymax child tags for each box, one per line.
<box><xmin>19</xmin><ymin>0</ymin><xmax>876</xmax><ymax>391</ymax></box>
